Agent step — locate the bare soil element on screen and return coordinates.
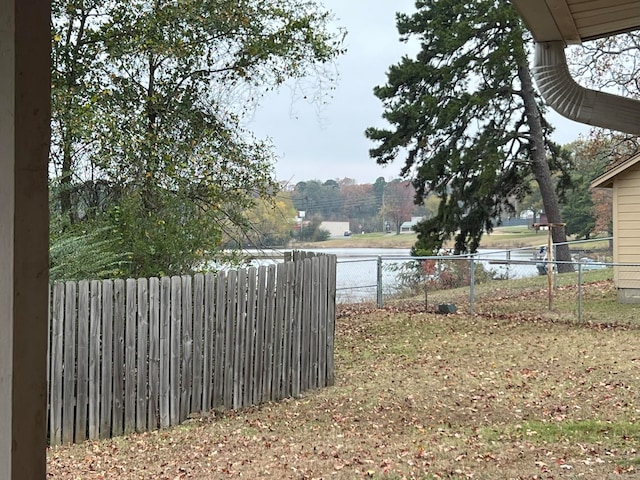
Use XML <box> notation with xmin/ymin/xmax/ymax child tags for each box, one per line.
<box><xmin>48</xmin><ymin>290</ymin><xmax>640</xmax><ymax>479</ymax></box>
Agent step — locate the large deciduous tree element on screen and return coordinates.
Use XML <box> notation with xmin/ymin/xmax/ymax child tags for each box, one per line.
<box><xmin>571</xmin><ymin>33</ymin><xmax>640</xmax><ymax>101</ymax></box>
<box><xmin>382</xmin><ymin>180</ymin><xmax>416</xmax><ymax>235</ymax></box>
<box><xmin>340</xmin><ymin>182</ymin><xmax>378</xmax><ymax>232</ymax></box>
<box><xmin>227</xmin><ymin>191</ymin><xmax>298</xmax><ymax>248</ymax></box>
<box><xmin>366</xmin><ymin>0</ymin><xmax>573</xmax><ymax>268</ymax></box>
<box><xmin>569</xmin><ymin>34</ymin><xmax>640</xmax><ymax>155</ymax></box>
<box><xmin>50</xmin><ymin>0</ymin><xmax>344</xmax><ymax>277</ymax></box>
<box><xmin>51</xmin><ymin>0</ymin><xmax>110</xmax><ymax>223</ymax></box>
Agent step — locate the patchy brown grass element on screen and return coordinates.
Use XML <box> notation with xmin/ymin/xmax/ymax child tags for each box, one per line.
<box><xmin>48</xmin><ymin>285</ymin><xmax>640</xmax><ymax>480</ymax></box>
<box><xmin>290</xmin><ymin>226</ymin><xmax>554</xmax><ymax>251</ymax></box>
<box><xmin>291</xmin><ymin>232</ymin><xmax>419</xmax><ymax>250</ymax></box>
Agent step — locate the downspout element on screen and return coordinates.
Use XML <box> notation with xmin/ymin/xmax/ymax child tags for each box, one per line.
<box><xmin>533</xmin><ymin>41</ymin><xmax>640</xmax><ymax>136</ymax></box>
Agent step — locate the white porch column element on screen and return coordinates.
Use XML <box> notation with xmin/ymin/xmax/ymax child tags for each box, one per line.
<box><xmin>0</xmin><ymin>0</ymin><xmax>51</xmax><ymax>478</ymax></box>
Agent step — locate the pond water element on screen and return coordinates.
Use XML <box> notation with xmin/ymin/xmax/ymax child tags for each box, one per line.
<box><xmin>244</xmin><ymin>247</ymin><xmax>543</xmax><ymax>303</ymax></box>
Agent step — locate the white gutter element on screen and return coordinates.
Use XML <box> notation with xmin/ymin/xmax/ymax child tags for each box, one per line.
<box><xmin>533</xmin><ymin>41</ymin><xmax>640</xmax><ymax>136</ymax></box>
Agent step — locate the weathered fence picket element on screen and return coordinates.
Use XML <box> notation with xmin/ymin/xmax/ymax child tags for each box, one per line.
<box><xmin>301</xmin><ymin>258</ymin><xmax>312</xmax><ymax>392</ymax></box>
<box><xmin>125</xmin><ymin>278</ymin><xmax>136</xmax><ymax>435</ymax></box>
<box><xmin>62</xmin><ymin>281</ymin><xmax>76</xmax><ymax>445</ymax></box>
<box><xmin>244</xmin><ymin>267</ymin><xmax>258</xmax><ymax>407</ymax></box>
<box><xmin>148</xmin><ymin>277</ymin><xmax>160</xmax><ymax>430</ymax></box>
<box><xmin>50</xmin><ymin>283</ymin><xmax>64</xmax><ymax>445</ymax></box>
<box><xmin>100</xmin><ymin>280</ymin><xmax>113</xmax><ymax>439</ymax></box>
<box><xmin>112</xmin><ymin>279</ymin><xmax>125</xmax><ymax>437</ymax></box>
<box><xmin>192</xmin><ymin>274</ymin><xmax>204</xmax><ymax>413</ymax></box>
<box><xmin>318</xmin><ymin>260</ymin><xmax>328</xmax><ymax>388</ymax></box>
<box><xmin>292</xmin><ymin>260</ymin><xmax>304</xmax><ymax>397</ymax></box>
<box><xmin>224</xmin><ymin>270</ymin><xmax>237</xmax><ymax>410</ymax></box>
<box><xmin>254</xmin><ymin>267</ymin><xmax>267</xmax><ymax>404</ymax></box>
<box><xmin>326</xmin><ymin>257</ymin><xmax>337</xmax><ymax>387</ymax></box>
<box><xmin>47</xmin><ymin>253</ymin><xmax>336</xmax><ymax>446</ymax></box>
<box><xmin>88</xmin><ymin>280</ymin><xmax>101</xmax><ymax>440</ymax></box>
<box><xmin>159</xmin><ymin>277</ymin><xmax>170</xmax><ymax>428</ymax></box>
<box><xmin>233</xmin><ymin>269</ymin><xmax>245</xmax><ymax>409</ymax></box>
<box><xmin>203</xmin><ymin>272</ymin><xmax>215</xmax><ymax>410</ymax></box>
<box><xmin>213</xmin><ymin>271</ymin><xmax>225</xmax><ymax>409</ymax></box>
<box><xmin>169</xmin><ymin>276</ymin><xmax>181</xmax><ymax>426</ymax></box>
<box><xmin>273</xmin><ymin>262</ymin><xmax>286</xmax><ymax>400</ymax></box>
<box><xmin>263</xmin><ymin>265</ymin><xmax>276</xmax><ymax>403</ymax></box>
<box><xmin>76</xmin><ymin>280</ymin><xmax>89</xmax><ymax>443</ymax></box>
<box><xmin>136</xmin><ymin>278</ymin><xmax>149</xmax><ymax>433</ymax></box>
<box><xmin>181</xmin><ymin>275</ymin><xmax>193</xmax><ymax>424</ymax></box>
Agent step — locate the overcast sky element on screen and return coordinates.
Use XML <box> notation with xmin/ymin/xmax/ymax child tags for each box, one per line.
<box><xmin>248</xmin><ymin>1</ymin><xmax>591</xmax><ymax>186</ymax></box>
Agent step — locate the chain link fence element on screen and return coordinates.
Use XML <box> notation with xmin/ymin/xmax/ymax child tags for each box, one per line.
<box><xmin>335</xmin><ymin>238</ymin><xmax>640</xmax><ymax>324</ymax></box>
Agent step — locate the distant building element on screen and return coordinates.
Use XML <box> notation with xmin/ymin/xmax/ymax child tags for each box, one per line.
<box><xmin>320</xmin><ymin>221</ymin><xmax>351</xmax><ymax>238</ymax></box>
<box><xmin>400</xmin><ymin>216</ymin><xmax>424</xmax><ymax>234</ymax></box>
<box><xmin>532</xmin><ymin>212</ymin><xmax>549</xmax><ymax>231</ymax></box>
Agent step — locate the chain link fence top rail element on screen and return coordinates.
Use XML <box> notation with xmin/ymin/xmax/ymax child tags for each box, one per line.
<box><xmin>334</xmin><ymin>238</ymin><xmax>640</xmax><ymax>325</ymax></box>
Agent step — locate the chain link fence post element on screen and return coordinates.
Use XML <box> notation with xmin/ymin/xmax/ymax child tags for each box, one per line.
<box><xmin>377</xmin><ymin>256</ymin><xmax>383</xmax><ymax>308</ymax></box>
<box><xmin>469</xmin><ymin>255</ymin><xmax>475</xmax><ymax>315</ymax></box>
<box><xmin>577</xmin><ymin>262</ymin><xmax>583</xmax><ymax>322</ymax></box>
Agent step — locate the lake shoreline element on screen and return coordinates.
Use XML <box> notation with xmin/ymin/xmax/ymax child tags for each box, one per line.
<box><xmin>290</xmin><ymin>228</ymin><xmax>550</xmax><ymax>251</ymax></box>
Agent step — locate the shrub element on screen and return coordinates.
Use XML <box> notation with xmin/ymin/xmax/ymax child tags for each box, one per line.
<box><xmin>386</xmin><ymin>256</ymin><xmax>492</xmax><ymax>298</ymax></box>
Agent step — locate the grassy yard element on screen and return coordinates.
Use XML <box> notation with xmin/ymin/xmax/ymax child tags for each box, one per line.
<box><xmin>292</xmin><ymin>231</ymin><xmax>420</xmax><ymax>249</ymax></box>
<box><xmin>291</xmin><ymin>226</ymin><xmax>588</xmax><ymax>251</ymax></box>
<box><xmin>47</xmin><ymin>275</ymin><xmax>640</xmax><ymax>479</ymax></box>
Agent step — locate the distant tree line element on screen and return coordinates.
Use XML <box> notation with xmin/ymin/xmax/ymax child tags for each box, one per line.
<box><xmin>286</xmin><ymin>177</ymin><xmax>438</xmax><ymax>235</ymax></box>
<box><xmin>280</xmin><ymin>137</ymin><xmax>616</xmax><ymax>246</ymax></box>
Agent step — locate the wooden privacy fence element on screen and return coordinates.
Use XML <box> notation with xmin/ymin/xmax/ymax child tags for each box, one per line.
<box><xmin>47</xmin><ymin>253</ymin><xmax>337</xmax><ymax>446</ymax></box>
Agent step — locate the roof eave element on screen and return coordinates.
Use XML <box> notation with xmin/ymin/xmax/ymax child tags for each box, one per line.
<box><xmin>512</xmin><ymin>0</ymin><xmax>640</xmax><ymax>44</ymax></box>
<box><xmin>590</xmin><ymin>153</ymin><xmax>640</xmax><ymax>189</ymax></box>
<box><xmin>512</xmin><ymin>0</ymin><xmax>581</xmax><ymax>44</ymax></box>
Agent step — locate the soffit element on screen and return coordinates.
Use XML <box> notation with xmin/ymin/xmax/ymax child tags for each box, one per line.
<box><xmin>512</xmin><ymin>0</ymin><xmax>640</xmax><ymax>44</ymax></box>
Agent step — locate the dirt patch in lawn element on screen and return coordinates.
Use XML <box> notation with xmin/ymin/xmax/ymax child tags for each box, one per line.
<box><xmin>48</xmin><ymin>302</ymin><xmax>640</xmax><ymax>479</ymax></box>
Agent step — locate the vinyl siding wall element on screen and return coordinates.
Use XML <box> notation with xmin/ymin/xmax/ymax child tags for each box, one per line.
<box><xmin>613</xmin><ymin>164</ymin><xmax>640</xmax><ymax>289</ymax></box>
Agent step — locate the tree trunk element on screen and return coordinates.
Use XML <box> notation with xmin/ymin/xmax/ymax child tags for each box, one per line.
<box><xmin>60</xmin><ymin>142</ymin><xmax>74</xmax><ymax>224</ymax></box>
<box><xmin>518</xmin><ymin>65</ymin><xmax>573</xmax><ymax>273</ymax></box>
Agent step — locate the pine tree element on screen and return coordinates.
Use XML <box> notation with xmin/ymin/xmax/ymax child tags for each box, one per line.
<box><xmin>366</xmin><ymin>0</ymin><xmax>573</xmax><ymax>269</ymax></box>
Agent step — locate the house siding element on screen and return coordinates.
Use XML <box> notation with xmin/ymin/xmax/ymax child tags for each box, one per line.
<box><xmin>613</xmin><ymin>163</ymin><xmax>640</xmax><ymax>290</ymax></box>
